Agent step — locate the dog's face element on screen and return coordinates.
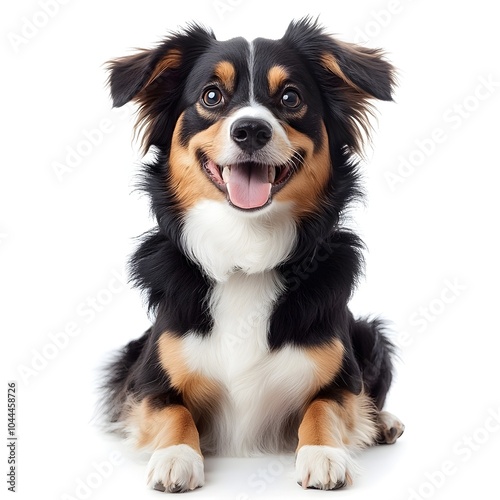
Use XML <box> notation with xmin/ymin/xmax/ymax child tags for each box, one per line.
<box><xmin>109</xmin><ymin>19</ymin><xmax>394</xmax><ymax>221</ymax></box>
<box><xmin>170</xmin><ymin>37</ymin><xmax>329</xmax><ymax>213</ymax></box>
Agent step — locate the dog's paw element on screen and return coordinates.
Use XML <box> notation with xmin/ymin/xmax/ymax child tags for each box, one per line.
<box><xmin>146</xmin><ymin>444</ymin><xmax>204</xmax><ymax>493</ymax></box>
<box><xmin>295</xmin><ymin>445</ymin><xmax>357</xmax><ymax>490</ymax></box>
<box><xmin>377</xmin><ymin>410</ymin><xmax>405</xmax><ymax>445</ymax></box>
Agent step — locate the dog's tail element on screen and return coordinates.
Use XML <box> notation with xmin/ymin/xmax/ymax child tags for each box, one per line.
<box><xmin>100</xmin><ymin>328</ymin><xmax>150</xmax><ymax>425</ymax></box>
<box><xmin>350</xmin><ymin>317</ymin><xmax>396</xmax><ymax>410</ymax></box>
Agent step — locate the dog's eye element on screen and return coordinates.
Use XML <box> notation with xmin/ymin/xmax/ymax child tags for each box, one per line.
<box><xmin>202</xmin><ymin>88</ymin><xmax>224</xmax><ymax>107</ymax></box>
<box><xmin>281</xmin><ymin>89</ymin><xmax>301</xmax><ymax>108</ymax></box>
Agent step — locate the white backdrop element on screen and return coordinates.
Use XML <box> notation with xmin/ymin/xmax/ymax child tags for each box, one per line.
<box><xmin>2</xmin><ymin>1</ymin><xmax>499</xmax><ymax>499</ymax></box>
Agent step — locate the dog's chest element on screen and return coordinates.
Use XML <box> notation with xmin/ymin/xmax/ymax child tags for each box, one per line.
<box><xmin>182</xmin><ymin>271</ymin><xmax>316</xmax><ymax>455</ymax></box>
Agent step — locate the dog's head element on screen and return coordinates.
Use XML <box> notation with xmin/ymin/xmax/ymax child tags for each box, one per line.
<box><xmin>108</xmin><ymin>19</ymin><xmax>394</xmax><ymax>275</ymax></box>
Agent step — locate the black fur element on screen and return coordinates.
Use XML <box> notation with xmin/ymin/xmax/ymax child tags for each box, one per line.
<box><xmin>350</xmin><ymin>317</ymin><xmax>395</xmax><ymax>409</ymax></box>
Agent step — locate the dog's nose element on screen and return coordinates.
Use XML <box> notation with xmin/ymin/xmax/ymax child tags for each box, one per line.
<box><xmin>230</xmin><ymin>118</ymin><xmax>272</xmax><ymax>153</ymax></box>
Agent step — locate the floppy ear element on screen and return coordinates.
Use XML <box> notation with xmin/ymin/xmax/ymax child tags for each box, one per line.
<box><xmin>107</xmin><ymin>48</ymin><xmax>183</xmax><ymax>108</ymax></box>
<box><xmin>106</xmin><ymin>24</ymin><xmax>216</xmax><ymax>151</ymax></box>
<box><xmin>283</xmin><ymin>18</ymin><xmax>396</xmax><ymax>153</ymax></box>
<box><xmin>319</xmin><ymin>41</ymin><xmax>395</xmax><ymax>102</ymax></box>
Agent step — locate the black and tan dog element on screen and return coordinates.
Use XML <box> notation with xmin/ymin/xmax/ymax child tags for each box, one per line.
<box><xmin>102</xmin><ymin>18</ymin><xmax>404</xmax><ymax>492</ymax></box>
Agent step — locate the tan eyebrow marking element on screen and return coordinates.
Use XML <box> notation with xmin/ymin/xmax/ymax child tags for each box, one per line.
<box><xmin>214</xmin><ymin>60</ymin><xmax>236</xmax><ymax>93</ymax></box>
<box><xmin>267</xmin><ymin>65</ymin><xmax>290</xmax><ymax>95</ymax></box>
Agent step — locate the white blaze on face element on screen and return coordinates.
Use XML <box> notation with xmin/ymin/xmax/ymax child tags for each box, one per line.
<box><xmin>216</xmin><ymin>106</ymin><xmax>292</xmax><ymax>165</ymax></box>
<box><xmin>248</xmin><ymin>39</ymin><xmax>255</xmax><ymax>103</ymax></box>
<box><xmin>200</xmin><ymin>40</ymin><xmax>294</xmax><ymax>210</ymax></box>
<box><xmin>211</xmin><ymin>106</ymin><xmax>293</xmax><ymax>210</ymax></box>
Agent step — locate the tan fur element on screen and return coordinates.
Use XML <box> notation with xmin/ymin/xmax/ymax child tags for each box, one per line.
<box><xmin>128</xmin><ymin>49</ymin><xmax>183</xmax><ymax>152</ymax></box>
<box><xmin>297</xmin><ymin>392</ymin><xmax>377</xmax><ymax>454</ymax></box>
<box><xmin>168</xmin><ymin>113</ymin><xmax>226</xmax><ymax>211</ymax></box>
<box><xmin>129</xmin><ymin>398</ymin><xmax>201</xmax><ymax>455</ymax></box>
<box><xmin>195</xmin><ymin>101</ymin><xmax>218</xmax><ymax>121</ymax></box>
<box><xmin>214</xmin><ymin>61</ymin><xmax>236</xmax><ymax>93</ymax></box>
<box><xmin>267</xmin><ymin>65</ymin><xmax>289</xmax><ymax>95</ymax></box>
<box><xmin>320</xmin><ymin>53</ymin><xmax>366</xmax><ymax>95</ymax></box>
<box><xmin>305</xmin><ymin>340</ymin><xmax>344</xmax><ymax>389</ymax></box>
<box><xmin>268</xmin><ymin>66</ymin><xmax>307</xmax><ymax>118</ymax></box>
<box><xmin>157</xmin><ymin>332</ymin><xmax>222</xmax><ymax>417</ymax></box>
<box><xmin>319</xmin><ymin>51</ymin><xmax>376</xmax><ymax>153</ymax></box>
<box><xmin>298</xmin><ymin>399</ymin><xmax>338</xmax><ymax>448</ymax></box>
<box><xmin>169</xmin><ymin>111</ymin><xmax>328</xmax><ymax>215</ymax></box>
<box><xmin>275</xmin><ymin>122</ymin><xmax>331</xmax><ymax>218</ymax></box>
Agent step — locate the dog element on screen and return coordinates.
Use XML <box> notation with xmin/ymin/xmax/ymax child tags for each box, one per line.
<box><xmin>102</xmin><ymin>17</ymin><xmax>404</xmax><ymax>492</ymax></box>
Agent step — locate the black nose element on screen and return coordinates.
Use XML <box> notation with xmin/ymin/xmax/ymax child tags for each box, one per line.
<box><xmin>230</xmin><ymin>118</ymin><xmax>272</xmax><ymax>153</ymax></box>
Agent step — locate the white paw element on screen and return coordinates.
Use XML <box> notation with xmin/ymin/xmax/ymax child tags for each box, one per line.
<box><xmin>296</xmin><ymin>445</ymin><xmax>358</xmax><ymax>490</ymax></box>
<box><xmin>146</xmin><ymin>444</ymin><xmax>204</xmax><ymax>493</ymax></box>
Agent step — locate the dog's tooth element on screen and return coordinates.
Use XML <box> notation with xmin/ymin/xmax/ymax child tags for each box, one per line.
<box><xmin>222</xmin><ymin>166</ymin><xmax>231</xmax><ymax>183</ymax></box>
<box><xmin>268</xmin><ymin>166</ymin><xmax>276</xmax><ymax>183</ymax></box>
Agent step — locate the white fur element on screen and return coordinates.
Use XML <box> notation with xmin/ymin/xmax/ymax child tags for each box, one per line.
<box><xmin>295</xmin><ymin>445</ymin><xmax>360</xmax><ymax>490</ymax></box>
<box><xmin>352</xmin><ymin>413</ymin><xmax>379</xmax><ymax>448</ymax></box>
<box><xmin>182</xmin><ymin>270</ymin><xmax>318</xmax><ymax>456</ymax></box>
<box><xmin>248</xmin><ymin>40</ymin><xmax>255</xmax><ymax>102</ymax></box>
<box><xmin>214</xmin><ymin>104</ymin><xmax>293</xmax><ymax>167</ymax></box>
<box><xmin>146</xmin><ymin>445</ymin><xmax>204</xmax><ymax>492</ymax></box>
<box><xmin>181</xmin><ymin>199</ymin><xmax>297</xmax><ymax>282</ymax></box>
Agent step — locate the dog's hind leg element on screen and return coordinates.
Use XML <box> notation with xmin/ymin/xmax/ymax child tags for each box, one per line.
<box><xmin>376</xmin><ymin>410</ymin><xmax>405</xmax><ymax>444</ymax></box>
<box><xmin>350</xmin><ymin>317</ymin><xmax>405</xmax><ymax>445</ymax></box>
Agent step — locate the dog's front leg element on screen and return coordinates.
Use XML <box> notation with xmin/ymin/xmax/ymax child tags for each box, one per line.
<box><xmin>296</xmin><ymin>392</ymin><xmax>377</xmax><ymax>490</ymax></box>
<box><xmin>130</xmin><ymin>397</ymin><xmax>204</xmax><ymax>493</ymax></box>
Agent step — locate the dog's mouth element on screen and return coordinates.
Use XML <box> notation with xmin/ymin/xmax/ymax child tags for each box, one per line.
<box><xmin>201</xmin><ymin>156</ymin><xmax>300</xmax><ymax>211</ymax></box>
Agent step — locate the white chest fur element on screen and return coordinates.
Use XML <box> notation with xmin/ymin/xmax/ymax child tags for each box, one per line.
<box><xmin>182</xmin><ymin>271</ymin><xmax>317</xmax><ymax>456</ymax></box>
<box><xmin>181</xmin><ymin>199</ymin><xmax>297</xmax><ymax>282</ymax></box>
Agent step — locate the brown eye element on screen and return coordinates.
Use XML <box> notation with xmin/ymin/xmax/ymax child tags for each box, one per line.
<box><xmin>202</xmin><ymin>87</ymin><xmax>223</xmax><ymax>107</ymax></box>
<box><xmin>281</xmin><ymin>88</ymin><xmax>301</xmax><ymax>108</ymax></box>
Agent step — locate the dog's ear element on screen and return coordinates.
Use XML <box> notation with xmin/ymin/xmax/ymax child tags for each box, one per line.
<box><xmin>107</xmin><ymin>24</ymin><xmax>215</xmax><ymax>107</ymax></box>
<box><xmin>319</xmin><ymin>42</ymin><xmax>395</xmax><ymax>102</ymax></box>
<box><xmin>284</xmin><ymin>17</ymin><xmax>395</xmax><ymax>101</ymax></box>
<box><xmin>284</xmin><ymin>18</ymin><xmax>396</xmax><ymax>152</ymax></box>
<box><xmin>107</xmin><ymin>48</ymin><xmax>183</xmax><ymax>108</ymax></box>
<box><xmin>106</xmin><ymin>24</ymin><xmax>216</xmax><ymax>151</ymax></box>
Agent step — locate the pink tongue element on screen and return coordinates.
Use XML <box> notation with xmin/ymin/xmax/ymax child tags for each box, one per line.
<box><xmin>226</xmin><ymin>164</ymin><xmax>271</xmax><ymax>209</ymax></box>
